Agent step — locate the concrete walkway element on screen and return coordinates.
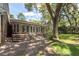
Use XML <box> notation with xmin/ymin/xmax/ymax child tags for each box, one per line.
<box><xmin>0</xmin><ymin>36</ymin><xmax>56</xmax><ymax>56</ymax></box>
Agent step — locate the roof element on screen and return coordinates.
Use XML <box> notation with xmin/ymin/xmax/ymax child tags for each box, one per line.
<box><xmin>10</xmin><ymin>18</ymin><xmax>46</xmax><ymax>27</ymax></box>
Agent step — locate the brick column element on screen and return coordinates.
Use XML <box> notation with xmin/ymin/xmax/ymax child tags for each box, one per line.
<box><xmin>19</xmin><ymin>24</ymin><xmax>22</xmax><ymax>34</ymax></box>
<box><xmin>15</xmin><ymin>24</ymin><xmax>17</xmax><ymax>33</ymax></box>
<box><xmin>1</xmin><ymin>12</ymin><xmax>8</xmax><ymax>44</ymax></box>
<box><xmin>35</xmin><ymin>26</ymin><xmax>36</xmax><ymax>34</ymax></box>
<box><xmin>32</xmin><ymin>26</ymin><xmax>33</xmax><ymax>33</ymax></box>
<box><xmin>39</xmin><ymin>27</ymin><xmax>41</xmax><ymax>32</ymax></box>
<box><xmin>0</xmin><ymin>14</ymin><xmax>1</xmax><ymax>43</ymax></box>
<box><xmin>28</xmin><ymin>25</ymin><xmax>31</xmax><ymax>33</ymax></box>
<box><xmin>24</xmin><ymin>25</ymin><xmax>26</xmax><ymax>33</ymax></box>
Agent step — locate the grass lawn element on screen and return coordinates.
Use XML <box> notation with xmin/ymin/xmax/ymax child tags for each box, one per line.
<box><xmin>59</xmin><ymin>34</ymin><xmax>79</xmax><ymax>40</ymax></box>
<box><xmin>59</xmin><ymin>34</ymin><xmax>79</xmax><ymax>44</ymax></box>
<box><xmin>50</xmin><ymin>34</ymin><xmax>79</xmax><ymax>56</ymax></box>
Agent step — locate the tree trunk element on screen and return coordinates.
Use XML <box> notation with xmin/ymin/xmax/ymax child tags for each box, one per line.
<box><xmin>46</xmin><ymin>3</ymin><xmax>62</xmax><ymax>40</ymax></box>
<box><xmin>53</xmin><ymin>4</ymin><xmax>62</xmax><ymax>40</ymax></box>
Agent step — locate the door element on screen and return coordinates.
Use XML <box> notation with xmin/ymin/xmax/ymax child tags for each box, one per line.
<box><xmin>7</xmin><ymin>22</ymin><xmax>12</xmax><ymax>37</ymax></box>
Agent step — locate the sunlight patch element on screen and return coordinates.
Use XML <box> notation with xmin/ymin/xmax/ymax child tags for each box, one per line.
<box><xmin>14</xmin><ymin>44</ymin><xmax>20</xmax><ymax>47</ymax></box>
<box><xmin>53</xmin><ymin>44</ymin><xmax>71</xmax><ymax>55</ymax></box>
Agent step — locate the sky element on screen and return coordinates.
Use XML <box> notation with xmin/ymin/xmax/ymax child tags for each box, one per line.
<box><xmin>9</xmin><ymin>3</ymin><xmax>79</xmax><ymax>21</ymax></box>
<box><xmin>9</xmin><ymin>3</ymin><xmax>42</xmax><ymax>21</ymax></box>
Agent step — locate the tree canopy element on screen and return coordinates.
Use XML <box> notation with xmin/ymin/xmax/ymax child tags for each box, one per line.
<box><xmin>24</xmin><ymin>3</ymin><xmax>79</xmax><ymax>40</ymax></box>
<box><xmin>17</xmin><ymin>13</ymin><xmax>26</xmax><ymax>20</ymax></box>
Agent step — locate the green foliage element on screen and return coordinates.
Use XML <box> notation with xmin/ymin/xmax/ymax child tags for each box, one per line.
<box><xmin>24</xmin><ymin>3</ymin><xmax>79</xmax><ymax>39</ymax></box>
<box><xmin>31</xmin><ymin>19</ymin><xmax>42</xmax><ymax>25</ymax></box>
<box><xmin>17</xmin><ymin>13</ymin><xmax>26</xmax><ymax>20</ymax></box>
<box><xmin>58</xmin><ymin>25</ymin><xmax>79</xmax><ymax>34</ymax></box>
<box><xmin>59</xmin><ymin>4</ymin><xmax>79</xmax><ymax>27</ymax></box>
<box><xmin>25</xmin><ymin>3</ymin><xmax>33</xmax><ymax>11</ymax></box>
<box><xmin>45</xmin><ymin>29</ymin><xmax>53</xmax><ymax>40</ymax></box>
<box><xmin>25</xmin><ymin>3</ymin><xmax>38</xmax><ymax>12</ymax></box>
<box><xmin>10</xmin><ymin>14</ymin><xmax>15</xmax><ymax>19</ymax></box>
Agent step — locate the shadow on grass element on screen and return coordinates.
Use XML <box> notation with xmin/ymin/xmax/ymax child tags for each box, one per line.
<box><xmin>67</xmin><ymin>44</ymin><xmax>79</xmax><ymax>56</ymax></box>
<box><xmin>50</xmin><ymin>40</ymin><xmax>79</xmax><ymax>56</ymax></box>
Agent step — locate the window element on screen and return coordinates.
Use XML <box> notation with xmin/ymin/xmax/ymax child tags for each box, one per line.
<box><xmin>16</xmin><ymin>24</ymin><xmax>19</xmax><ymax>32</ymax></box>
<box><xmin>39</xmin><ymin>27</ymin><xmax>41</xmax><ymax>32</ymax></box>
<box><xmin>41</xmin><ymin>27</ymin><xmax>42</xmax><ymax>32</ymax></box>
<box><xmin>41</xmin><ymin>27</ymin><xmax>44</xmax><ymax>32</ymax></box>
<box><xmin>33</xmin><ymin>26</ymin><xmax>35</xmax><ymax>32</ymax></box>
<box><xmin>26</xmin><ymin>26</ymin><xmax>29</xmax><ymax>32</ymax></box>
<box><xmin>14</xmin><ymin>24</ymin><xmax>16</xmax><ymax>33</ymax></box>
<box><xmin>38</xmin><ymin>27</ymin><xmax>40</xmax><ymax>32</ymax></box>
<box><xmin>30</xmin><ymin>26</ymin><xmax>32</xmax><ymax>32</ymax></box>
<box><xmin>36</xmin><ymin>27</ymin><xmax>39</xmax><ymax>32</ymax></box>
<box><xmin>22</xmin><ymin>25</ymin><xmax>25</xmax><ymax>32</ymax></box>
